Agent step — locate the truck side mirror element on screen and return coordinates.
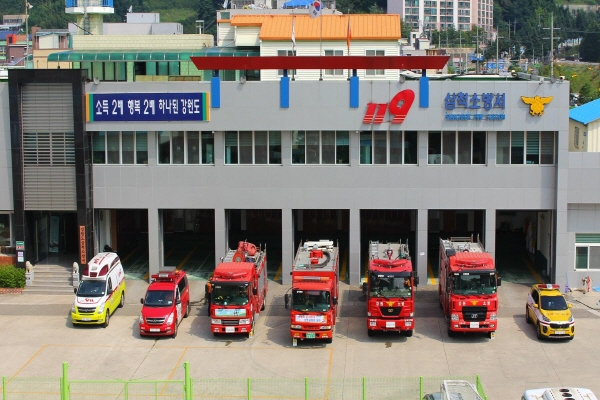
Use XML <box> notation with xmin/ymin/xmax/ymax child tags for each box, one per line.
<box><xmin>333</xmin><ymin>297</ymin><xmax>338</xmax><ymax>305</ymax></box>
<box><xmin>73</xmin><ymin>288</ymin><xmax>77</xmax><ymax>294</ymax></box>
<box><xmin>284</xmin><ymin>294</ymin><xmax>290</xmax><ymax>310</ymax></box>
<box><xmin>253</xmin><ymin>286</ymin><xmax>258</xmax><ymax>296</ymax></box>
<box><xmin>414</xmin><ymin>276</ymin><xmax>420</xmax><ymax>286</ymax></box>
<box><xmin>362</xmin><ymin>282</ymin><xmax>367</xmax><ymax>295</ymax></box>
<box><xmin>497</xmin><ymin>277</ymin><xmax>502</xmax><ymax>287</ymax></box>
<box><xmin>140</xmin><ymin>298</ymin><xmax>144</xmax><ymax>304</ymax></box>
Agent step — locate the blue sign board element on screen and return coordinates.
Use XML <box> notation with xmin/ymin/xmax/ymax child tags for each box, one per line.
<box><xmin>86</xmin><ymin>92</ymin><xmax>210</xmax><ymax>122</ymax></box>
<box><xmin>444</xmin><ymin>92</ymin><xmax>506</xmax><ymax>121</ymax></box>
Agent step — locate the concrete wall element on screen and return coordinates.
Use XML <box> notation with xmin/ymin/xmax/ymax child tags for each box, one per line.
<box><xmin>0</xmin><ymin>83</ymin><xmax>12</xmax><ymax>211</ymax></box>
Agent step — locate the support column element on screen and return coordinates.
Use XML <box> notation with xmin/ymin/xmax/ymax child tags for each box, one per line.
<box><xmin>485</xmin><ymin>209</ymin><xmax>496</xmax><ymax>265</ymax></box>
<box><xmin>215</xmin><ymin>207</ymin><xmax>226</xmax><ymax>270</ymax></box>
<box><xmin>282</xmin><ymin>208</ymin><xmax>293</xmax><ymax>285</ymax></box>
<box><xmin>349</xmin><ymin>207</ymin><xmax>360</xmax><ymax>286</ymax></box>
<box><xmin>417</xmin><ymin>209</ymin><xmax>429</xmax><ymax>285</ymax></box>
<box><xmin>148</xmin><ymin>207</ymin><xmax>161</xmax><ymax>276</ymax></box>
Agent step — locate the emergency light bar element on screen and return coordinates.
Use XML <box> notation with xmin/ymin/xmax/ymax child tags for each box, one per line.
<box><xmin>293</xmin><ymin>276</ymin><xmax>330</xmax><ymax>282</ymax></box>
<box><xmin>214</xmin><ymin>271</ymin><xmax>247</xmax><ymax>279</ymax></box>
<box><xmin>150</xmin><ymin>270</ymin><xmax>180</xmax><ymax>282</ymax></box>
<box><xmin>537</xmin><ymin>284</ymin><xmax>560</xmax><ymax>290</ymax></box>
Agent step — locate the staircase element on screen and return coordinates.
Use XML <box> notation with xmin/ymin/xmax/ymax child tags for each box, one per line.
<box><xmin>24</xmin><ymin>264</ymin><xmax>75</xmax><ymax>295</ymax></box>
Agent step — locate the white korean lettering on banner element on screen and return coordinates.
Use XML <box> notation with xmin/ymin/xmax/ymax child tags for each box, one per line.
<box><xmin>171</xmin><ymin>99</ymin><xmax>178</xmax><ymax>114</ymax></box>
<box><xmin>111</xmin><ymin>99</ymin><xmax>123</xmax><ymax>115</ymax></box>
<box><xmin>143</xmin><ymin>99</ymin><xmax>155</xmax><ymax>115</ymax></box>
<box><xmin>295</xmin><ymin>315</ymin><xmax>326</xmax><ymax>323</ymax></box>
<box><xmin>193</xmin><ymin>99</ymin><xmax>200</xmax><ymax>114</ymax></box>
<box><xmin>96</xmin><ymin>100</ymin><xmax>109</xmax><ymax>115</ymax></box>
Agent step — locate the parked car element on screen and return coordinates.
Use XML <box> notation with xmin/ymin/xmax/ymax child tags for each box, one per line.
<box><xmin>525</xmin><ymin>284</ymin><xmax>574</xmax><ymax>340</ymax></box>
<box><xmin>522</xmin><ymin>387</ymin><xmax>597</xmax><ymax>400</ymax></box>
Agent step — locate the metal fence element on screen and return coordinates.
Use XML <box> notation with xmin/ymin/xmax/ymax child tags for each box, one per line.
<box><xmin>1</xmin><ymin>363</ymin><xmax>487</xmax><ymax>400</ymax></box>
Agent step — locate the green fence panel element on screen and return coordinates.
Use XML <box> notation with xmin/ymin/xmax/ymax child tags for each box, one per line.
<box><xmin>69</xmin><ymin>380</ymin><xmax>185</xmax><ymax>400</ymax></box>
<box><xmin>192</xmin><ymin>378</ymin><xmax>249</xmax><ymax>399</ymax></box>
<box><xmin>1</xmin><ymin>377</ymin><xmax>60</xmax><ymax>400</ymax></box>
<box><xmin>247</xmin><ymin>378</ymin><xmax>305</xmax><ymax>399</ymax></box>
<box><xmin>69</xmin><ymin>381</ymin><xmax>127</xmax><ymax>400</ymax></box>
<box><xmin>127</xmin><ymin>380</ymin><xmax>185</xmax><ymax>400</ymax></box>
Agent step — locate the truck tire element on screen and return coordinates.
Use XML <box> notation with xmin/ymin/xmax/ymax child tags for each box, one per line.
<box><xmin>525</xmin><ymin>307</ymin><xmax>531</xmax><ymax>324</ymax></box>
<box><xmin>405</xmin><ymin>329</ymin><xmax>414</xmax><ymax>337</ymax></box>
<box><xmin>184</xmin><ymin>301</ymin><xmax>190</xmax><ymax>318</ymax></box>
<box><xmin>536</xmin><ymin>323</ymin><xmax>544</xmax><ymax>340</ymax></box>
<box><xmin>323</xmin><ymin>337</ymin><xmax>333</xmax><ymax>344</ymax></box>
<box><xmin>172</xmin><ymin>322</ymin><xmax>178</xmax><ymax>339</ymax></box>
<box><xmin>367</xmin><ymin>329</ymin><xmax>374</xmax><ymax>337</ymax></box>
<box><xmin>103</xmin><ymin>309</ymin><xmax>110</xmax><ymax>328</ymax></box>
<box><xmin>261</xmin><ymin>299</ymin><xmax>266</xmax><ymax>311</ymax></box>
<box><xmin>118</xmin><ymin>292</ymin><xmax>125</xmax><ymax>308</ymax></box>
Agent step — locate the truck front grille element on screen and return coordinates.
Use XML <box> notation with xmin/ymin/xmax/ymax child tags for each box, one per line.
<box><xmin>77</xmin><ymin>307</ymin><xmax>96</xmax><ymax>314</ymax></box>
<box><xmin>550</xmin><ymin>323</ymin><xmax>570</xmax><ymax>329</ymax></box>
<box><xmin>379</xmin><ymin>307</ymin><xmax>402</xmax><ymax>317</ymax></box>
<box><xmin>222</xmin><ymin>320</ymin><xmax>239</xmax><ymax>326</ymax></box>
<box><xmin>462</xmin><ymin>306</ymin><xmax>487</xmax><ymax>321</ymax></box>
<box><xmin>146</xmin><ymin>318</ymin><xmax>165</xmax><ymax>325</ymax></box>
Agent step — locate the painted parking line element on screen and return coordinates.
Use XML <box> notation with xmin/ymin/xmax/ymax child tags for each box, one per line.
<box><xmin>177</xmin><ymin>246</ymin><xmax>198</xmax><ymax>270</ymax></box>
<box><xmin>523</xmin><ymin>255</ymin><xmax>544</xmax><ymax>284</ymax></box>
<box><xmin>427</xmin><ymin>258</ymin><xmax>438</xmax><ymax>285</ymax></box>
<box><xmin>121</xmin><ymin>246</ymin><xmax>140</xmax><ymax>264</ymax></box>
<box><xmin>6</xmin><ymin>344</ymin><xmax>48</xmax><ymax>382</ymax></box>
<box><xmin>161</xmin><ymin>347</ymin><xmax>189</xmax><ymax>396</ymax></box>
<box><xmin>274</xmin><ymin>262</ymin><xmax>282</xmax><ymax>282</ymax></box>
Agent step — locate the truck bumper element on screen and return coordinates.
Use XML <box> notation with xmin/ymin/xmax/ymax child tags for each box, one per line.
<box><xmin>449</xmin><ymin>320</ymin><xmax>497</xmax><ymax>332</ymax></box>
<box><xmin>290</xmin><ymin>329</ymin><xmax>333</xmax><ymax>340</ymax></box>
<box><xmin>368</xmin><ymin>318</ymin><xmax>414</xmax><ymax>331</ymax></box>
<box><xmin>212</xmin><ymin>324</ymin><xmax>252</xmax><ymax>334</ymax></box>
<box><xmin>539</xmin><ymin>322</ymin><xmax>574</xmax><ymax>339</ymax></box>
<box><xmin>71</xmin><ymin>311</ymin><xmax>106</xmax><ymax>325</ymax></box>
<box><xmin>139</xmin><ymin>323</ymin><xmax>176</xmax><ymax>337</ymax></box>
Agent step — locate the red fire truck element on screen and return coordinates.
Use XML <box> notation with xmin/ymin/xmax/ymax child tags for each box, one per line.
<box><xmin>362</xmin><ymin>241</ymin><xmax>419</xmax><ymax>337</ymax></box>
<box><xmin>208</xmin><ymin>241</ymin><xmax>268</xmax><ymax>338</ymax></box>
<box><xmin>439</xmin><ymin>236</ymin><xmax>501</xmax><ymax>339</ymax></box>
<box><xmin>284</xmin><ymin>240</ymin><xmax>339</xmax><ymax>346</ymax></box>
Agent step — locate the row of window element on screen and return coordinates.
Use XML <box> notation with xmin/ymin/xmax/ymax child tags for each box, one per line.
<box><xmin>90</xmin><ymin>131</ymin><xmax>556</xmax><ymax>166</ymax></box>
<box><xmin>575</xmin><ymin>234</ymin><xmax>600</xmax><ymax>270</ymax></box>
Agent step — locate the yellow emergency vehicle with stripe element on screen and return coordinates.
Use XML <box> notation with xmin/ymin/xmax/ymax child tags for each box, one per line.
<box><xmin>71</xmin><ymin>252</ymin><xmax>126</xmax><ymax>328</ymax></box>
<box><xmin>525</xmin><ymin>284</ymin><xmax>574</xmax><ymax>340</ymax></box>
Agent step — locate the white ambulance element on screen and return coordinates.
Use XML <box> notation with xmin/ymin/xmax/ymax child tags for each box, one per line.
<box><xmin>71</xmin><ymin>252</ymin><xmax>126</xmax><ymax>328</ymax></box>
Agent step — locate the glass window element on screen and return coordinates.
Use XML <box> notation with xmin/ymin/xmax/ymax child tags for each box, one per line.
<box><xmin>136</xmin><ymin>131</ymin><xmax>148</xmax><ymax>164</ymax></box>
<box><xmin>321</xmin><ymin>131</ymin><xmax>335</xmax><ymax>164</ymax></box>
<box><xmin>121</xmin><ymin>131</ymin><xmax>134</xmax><ymax>164</ymax></box>
<box><xmin>390</xmin><ymin>131</ymin><xmax>402</xmax><ymax>164</ymax></box>
<box><xmin>255</xmin><ymin>131</ymin><xmax>268</xmax><ymax>164</ymax></box>
<box><xmin>365</xmin><ymin>49</ymin><xmax>385</xmax><ymax>76</ymax></box>
<box><xmin>575</xmin><ymin>234</ymin><xmax>600</xmax><ymax>270</ymax></box>
<box><xmin>404</xmin><ymin>131</ymin><xmax>417</xmax><ymax>165</ymax></box>
<box><xmin>239</xmin><ymin>131</ymin><xmax>253</xmax><ymax>164</ymax></box>
<box><xmin>374</xmin><ymin>131</ymin><xmax>387</xmax><ymax>164</ymax></box>
<box><xmin>93</xmin><ymin>132</ymin><xmax>106</xmax><ymax>164</ymax></box>
<box><xmin>458</xmin><ymin>131</ymin><xmax>471</xmax><ymax>164</ymax></box>
<box><xmin>472</xmin><ymin>131</ymin><xmax>486</xmax><ymax>164</ymax></box>
<box><xmin>269</xmin><ymin>131</ymin><xmax>282</xmax><ymax>165</ymax></box>
<box><xmin>306</xmin><ymin>131</ymin><xmax>320</xmax><ymax>164</ymax></box>
<box><xmin>336</xmin><ymin>131</ymin><xmax>349</xmax><ymax>164</ymax></box>
<box><xmin>511</xmin><ymin>131</ymin><xmax>524</xmax><ymax>164</ymax></box>
<box><xmin>292</xmin><ymin>131</ymin><xmax>306</xmax><ymax>164</ymax></box>
<box><xmin>442</xmin><ymin>131</ymin><xmax>456</xmax><ymax>164</ymax></box>
<box><xmin>526</xmin><ymin>131</ymin><xmax>540</xmax><ymax>164</ymax></box>
<box><xmin>172</xmin><ymin>131</ymin><xmax>185</xmax><ymax>164</ymax></box>
<box><xmin>428</xmin><ymin>131</ymin><xmax>441</xmax><ymax>164</ymax></box>
<box><xmin>225</xmin><ymin>131</ymin><xmax>238</xmax><ymax>164</ymax></box>
<box><xmin>201</xmin><ymin>132</ymin><xmax>214</xmax><ymax>164</ymax></box>
<box><xmin>158</xmin><ymin>131</ymin><xmax>171</xmax><ymax>164</ymax></box>
<box><xmin>360</xmin><ymin>131</ymin><xmax>372</xmax><ymax>164</ymax></box>
<box><xmin>324</xmin><ymin>50</ymin><xmax>344</xmax><ymax>76</ymax></box>
<box><xmin>116</xmin><ymin>63</ymin><xmax>126</xmax><ymax>81</ymax></box>
<box><xmin>104</xmin><ymin>62</ymin><xmax>115</xmax><ymax>81</ymax></box>
<box><xmin>497</xmin><ymin>131</ymin><xmax>510</xmax><ymax>164</ymax></box>
<box><xmin>0</xmin><ymin>214</ymin><xmax>11</xmax><ymax>246</ymax></box>
<box><xmin>187</xmin><ymin>131</ymin><xmax>200</xmax><ymax>164</ymax></box>
<box><xmin>158</xmin><ymin>62</ymin><xmax>169</xmax><ymax>76</ymax></box>
<box><xmin>107</xmin><ymin>131</ymin><xmax>120</xmax><ymax>164</ymax></box>
<box><xmin>541</xmin><ymin>131</ymin><xmax>554</xmax><ymax>164</ymax></box>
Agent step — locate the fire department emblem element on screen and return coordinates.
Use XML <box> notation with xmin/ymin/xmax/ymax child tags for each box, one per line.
<box><xmin>521</xmin><ymin>95</ymin><xmax>553</xmax><ymax>116</ymax></box>
<box><xmin>386</xmin><ymin>301</ymin><xmax>395</xmax><ymax>307</ymax></box>
<box><xmin>470</xmin><ymin>300</ymin><xmax>478</xmax><ymax>305</ymax></box>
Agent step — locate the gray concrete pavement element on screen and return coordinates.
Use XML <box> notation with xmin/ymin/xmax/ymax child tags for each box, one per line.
<box><xmin>1</xmin><ymin>279</ymin><xmax>599</xmax><ymax>399</ymax></box>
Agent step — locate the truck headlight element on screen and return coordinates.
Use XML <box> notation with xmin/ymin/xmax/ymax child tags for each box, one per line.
<box><xmin>291</xmin><ymin>324</ymin><xmax>302</xmax><ymax>329</ymax></box>
<box><xmin>569</xmin><ymin>316</ymin><xmax>574</xmax><ymax>323</ymax></box>
<box><xmin>409</xmin><ymin>312</ymin><xmax>414</xmax><ymax>317</ymax></box>
<box><xmin>490</xmin><ymin>313</ymin><xmax>497</xmax><ymax>321</ymax></box>
<box><xmin>239</xmin><ymin>318</ymin><xmax>250</xmax><ymax>325</ymax></box>
<box><xmin>320</xmin><ymin>326</ymin><xmax>331</xmax><ymax>330</ymax></box>
<box><xmin>211</xmin><ymin>318</ymin><xmax>222</xmax><ymax>325</ymax></box>
<box><xmin>542</xmin><ymin>315</ymin><xmax>550</xmax><ymax>323</ymax></box>
<box><xmin>451</xmin><ymin>314</ymin><xmax>459</xmax><ymax>321</ymax></box>
<box><xmin>367</xmin><ymin>312</ymin><xmax>371</xmax><ymax>317</ymax></box>
<box><xmin>71</xmin><ymin>304</ymin><xmax>76</xmax><ymax>313</ymax></box>
<box><xmin>97</xmin><ymin>304</ymin><xmax>105</xmax><ymax>313</ymax></box>
<box><xmin>166</xmin><ymin>312</ymin><xmax>174</xmax><ymax>325</ymax></box>
<box><xmin>139</xmin><ymin>313</ymin><xmax>144</xmax><ymax>324</ymax></box>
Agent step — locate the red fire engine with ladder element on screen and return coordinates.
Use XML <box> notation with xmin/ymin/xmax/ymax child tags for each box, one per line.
<box><xmin>208</xmin><ymin>241</ymin><xmax>268</xmax><ymax>338</ymax></box>
<box><xmin>362</xmin><ymin>240</ymin><xmax>419</xmax><ymax>337</ymax></box>
<box><xmin>439</xmin><ymin>236</ymin><xmax>501</xmax><ymax>339</ymax></box>
<box><xmin>285</xmin><ymin>240</ymin><xmax>339</xmax><ymax>346</ymax></box>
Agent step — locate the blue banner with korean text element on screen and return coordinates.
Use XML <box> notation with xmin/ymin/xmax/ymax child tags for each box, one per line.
<box><xmin>86</xmin><ymin>92</ymin><xmax>210</xmax><ymax>122</ymax></box>
<box><xmin>444</xmin><ymin>92</ymin><xmax>506</xmax><ymax>121</ymax></box>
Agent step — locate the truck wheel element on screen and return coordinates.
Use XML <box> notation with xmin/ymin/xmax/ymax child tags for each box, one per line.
<box><xmin>118</xmin><ymin>292</ymin><xmax>125</xmax><ymax>308</ymax></box>
<box><xmin>405</xmin><ymin>330</ymin><xmax>414</xmax><ymax>337</ymax></box>
<box><xmin>184</xmin><ymin>301</ymin><xmax>190</xmax><ymax>318</ymax></box>
<box><xmin>323</xmin><ymin>337</ymin><xmax>333</xmax><ymax>344</ymax></box>
<box><xmin>536</xmin><ymin>323</ymin><xmax>544</xmax><ymax>340</ymax></box>
<box><xmin>525</xmin><ymin>307</ymin><xmax>531</xmax><ymax>324</ymax></box>
<box><xmin>103</xmin><ymin>310</ymin><xmax>110</xmax><ymax>328</ymax></box>
<box><xmin>367</xmin><ymin>329</ymin><xmax>374</xmax><ymax>337</ymax></box>
<box><xmin>447</xmin><ymin>325</ymin><xmax>454</xmax><ymax>337</ymax></box>
<box><xmin>172</xmin><ymin>322</ymin><xmax>178</xmax><ymax>339</ymax></box>
<box><xmin>260</xmin><ymin>300</ymin><xmax>266</xmax><ymax>311</ymax></box>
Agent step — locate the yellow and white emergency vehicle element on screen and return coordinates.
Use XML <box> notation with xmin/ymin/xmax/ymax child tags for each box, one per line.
<box><xmin>71</xmin><ymin>252</ymin><xmax>126</xmax><ymax>328</ymax></box>
<box><xmin>525</xmin><ymin>284</ymin><xmax>574</xmax><ymax>340</ymax></box>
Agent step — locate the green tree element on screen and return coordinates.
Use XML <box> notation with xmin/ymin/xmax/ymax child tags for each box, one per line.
<box><xmin>579</xmin><ymin>21</ymin><xmax>600</xmax><ymax>62</ymax></box>
<box><xmin>579</xmin><ymin>81</ymin><xmax>599</xmax><ymax>104</ymax></box>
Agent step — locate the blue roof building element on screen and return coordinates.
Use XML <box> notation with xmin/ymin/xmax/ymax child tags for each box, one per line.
<box><xmin>569</xmin><ymin>98</ymin><xmax>600</xmax><ymax>152</ymax></box>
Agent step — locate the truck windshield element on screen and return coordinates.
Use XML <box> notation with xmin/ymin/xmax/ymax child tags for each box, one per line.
<box><xmin>77</xmin><ymin>280</ymin><xmax>106</xmax><ymax>297</ymax></box>
<box><xmin>369</xmin><ymin>274</ymin><xmax>412</xmax><ymax>298</ymax></box>
<box><xmin>291</xmin><ymin>290</ymin><xmax>330</xmax><ymax>312</ymax></box>
<box><xmin>541</xmin><ymin>296</ymin><xmax>568</xmax><ymax>311</ymax></box>
<box><xmin>144</xmin><ymin>290</ymin><xmax>175</xmax><ymax>307</ymax></box>
<box><xmin>212</xmin><ymin>284</ymin><xmax>249</xmax><ymax>306</ymax></box>
<box><xmin>452</xmin><ymin>273</ymin><xmax>497</xmax><ymax>295</ymax></box>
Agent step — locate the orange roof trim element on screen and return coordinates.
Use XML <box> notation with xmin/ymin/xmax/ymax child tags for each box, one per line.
<box><xmin>230</xmin><ymin>14</ymin><xmax>401</xmax><ymax>41</ymax></box>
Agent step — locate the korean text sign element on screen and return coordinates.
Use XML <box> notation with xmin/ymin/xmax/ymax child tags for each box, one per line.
<box><xmin>86</xmin><ymin>92</ymin><xmax>210</xmax><ymax>122</ymax></box>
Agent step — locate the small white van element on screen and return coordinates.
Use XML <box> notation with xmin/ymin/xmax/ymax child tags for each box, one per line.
<box><xmin>71</xmin><ymin>252</ymin><xmax>126</xmax><ymax>328</ymax></box>
<box><xmin>522</xmin><ymin>387</ymin><xmax>597</xmax><ymax>400</ymax></box>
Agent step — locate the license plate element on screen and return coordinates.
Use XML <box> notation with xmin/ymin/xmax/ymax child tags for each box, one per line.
<box><xmin>150</xmin><ymin>328</ymin><xmax>160</xmax><ymax>332</ymax></box>
<box><xmin>225</xmin><ymin>327</ymin><xmax>235</xmax><ymax>333</ymax></box>
<box><xmin>470</xmin><ymin>322</ymin><xmax>479</xmax><ymax>328</ymax></box>
<box><xmin>555</xmin><ymin>330</ymin><xmax>565</xmax><ymax>335</ymax></box>
<box><xmin>306</xmin><ymin>332</ymin><xmax>316</xmax><ymax>339</ymax></box>
<box><xmin>81</xmin><ymin>318</ymin><xmax>91</xmax><ymax>322</ymax></box>
<box><xmin>386</xmin><ymin>322</ymin><xmax>396</xmax><ymax>328</ymax></box>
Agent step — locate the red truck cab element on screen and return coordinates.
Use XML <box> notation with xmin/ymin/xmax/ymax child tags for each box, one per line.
<box><xmin>362</xmin><ymin>241</ymin><xmax>419</xmax><ymax>337</ymax></box>
<box><xmin>285</xmin><ymin>240</ymin><xmax>339</xmax><ymax>346</ymax></box>
<box><xmin>139</xmin><ymin>270</ymin><xmax>190</xmax><ymax>338</ymax></box>
<box><xmin>439</xmin><ymin>236</ymin><xmax>501</xmax><ymax>339</ymax></box>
